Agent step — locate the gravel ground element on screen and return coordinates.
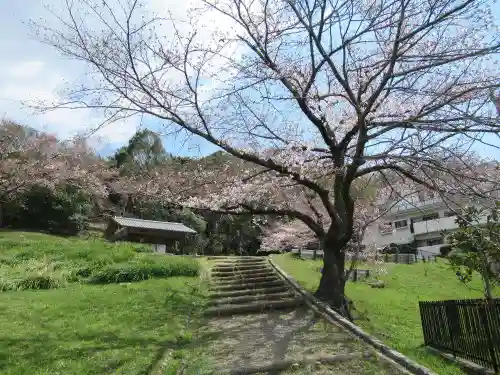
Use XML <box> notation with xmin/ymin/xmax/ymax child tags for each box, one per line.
<box><xmin>198</xmin><ymin>307</ymin><xmax>408</xmax><ymax>374</ymax></box>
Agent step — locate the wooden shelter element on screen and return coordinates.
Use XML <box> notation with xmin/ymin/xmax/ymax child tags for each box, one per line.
<box><xmin>105</xmin><ymin>216</ymin><xmax>197</xmax><ymax>253</ymax></box>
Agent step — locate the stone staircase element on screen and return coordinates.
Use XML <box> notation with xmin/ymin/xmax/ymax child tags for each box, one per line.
<box><xmin>205</xmin><ymin>256</ymin><xmax>304</xmax><ymax>316</ymax></box>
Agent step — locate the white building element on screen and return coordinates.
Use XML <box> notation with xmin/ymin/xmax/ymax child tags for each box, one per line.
<box><xmin>363</xmin><ymin>192</ymin><xmax>479</xmax><ymax>256</ymax></box>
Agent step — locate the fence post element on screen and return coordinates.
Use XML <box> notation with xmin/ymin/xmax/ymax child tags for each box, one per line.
<box><xmin>444</xmin><ymin>301</ymin><xmax>458</xmax><ymax>358</ymax></box>
<box><xmin>479</xmin><ymin>302</ymin><xmax>499</xmax><ymax>373</ymax></box>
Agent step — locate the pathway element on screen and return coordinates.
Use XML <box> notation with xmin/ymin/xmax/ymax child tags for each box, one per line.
<box><xmin>199</xmin><ymin>256</ymin><xmax>409</xmax><ymax>374</ymax></box>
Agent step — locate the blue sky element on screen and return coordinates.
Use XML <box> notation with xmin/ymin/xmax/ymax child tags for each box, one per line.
<box><xmin>0</xmin><ymin>1</ymin><xmax>498</xmax><ymax>159</ymax></box>
<box><xmin>0</xmin><ymin>0</ymin><xmax>220</xmax><ymax>157</ymax></box>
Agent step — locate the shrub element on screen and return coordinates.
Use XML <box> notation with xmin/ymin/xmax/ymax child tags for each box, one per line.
<box><xmin>134</xmin><ymin>245</ymin><xmax>153</xmax><ymax>253</ymax></box>
<box><xmin>87</xmin><ymin>256</ymin><xmax>200</xmax><ymax>284</ymax></box>
<box><xmin>75</xmin><ymin>267</ymin><xmax>92</xmax><ymax>278</ymax></box>
<box><xmin>4</xmin><ymin>184</ymin><xmax>93</xmax><ymax>236</ymax></box>
<box><xmin>439</xmin><ymin>245</ymin><xmax>452</xmax><ymax>257</ymax></box>
<box><xmin>87</xmin><ymin>264</ymin><xmax>148</xmax><ymax>284</ymax></box>
<box><xmin>15</xmin><ymin>275</ymin><xmax>61</xmax><ymax>290</ymax></box>
<box><xmin>0</xmin><ymin>278</ymin><xmax>15</xmax><ymax>291</ymax></box>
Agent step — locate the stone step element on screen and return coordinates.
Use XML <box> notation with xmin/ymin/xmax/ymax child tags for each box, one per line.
<box><xmin>209</xmin><ymin>285</ymin><xmax>291</xmax><ymax>299</ymax></box>
<box><xmin>227</xmin><ymin>352</ymin><xmax>373</xmax><ymax>374</ymax></box>
<box><xmin>212</xmin><ymin>264</ymin><xmax>269</xmax><ymax>272</ymax></box>
<box><xmin>207</xmin><ymin>291</ymin><xmax>297</xmax><ymax>307</ymax></box>
<box><xmin>211</xmin><ymin>271</ymin><xmax>276</xmax><ymax>281</ymax></box>
<box><xmin>214</xmin><ymin>257</ymin><xmax>267</xmax><ymax>263</ymax></box>
<box><xmin>213</xmin><ymin>275</ymin><xmax>280</xmax><ymax>286</ymax></box>
<box><xmin>204</xmin><ymin>297</ymin><xmax>304</xmax><ymax>316</ymax></box>
<box><xmin>214</xmin><ymin>261</ymin><xmax>268</xmax><ymax>268</ymax></box>
<box><xmin>213</xmin><ymin>260</ymin><xmax>268</xmax><ymax>266</ymax></box>
<box><xmin>211</xmin><ymin>267</ymin><xmax>273</xmax><ymax>277</ymax></box>
<box><xmin>211</xmin><ymin>279</ymin><xmax>286</xmax><ymax>292</ymax></box>
<box><xmin>208</xmin><ymin>256</ymin><xmax>263</xmax><ymax>260</ymax></box>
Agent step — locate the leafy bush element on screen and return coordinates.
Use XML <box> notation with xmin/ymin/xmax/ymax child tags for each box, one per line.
<box><xmin>0</xmin><ymin>275</ymin><xmax>62</xmax><ymax>291</ymax></box>
<box><xmin>384</xmin><ymin>242</ymin><xmax>417</xmax><ymax>254</ymax></box>
<box><xmin>439</xmin><ymin>245</ymin><xmax>452</xmax><ymax>257</ymax></box>
<box><xmin>4</xmin><ymin>185</ymin><xmax>93</xmax><ymax>236</ymax></box>
<box><xmin>87</xmin><ymin>257</ymin><xmax>200</xmax><ymax>284</ymax></box>
<box><xmin>0</xmin><ymin>278</ymin><xmax>14</xmax><ymax>291</ymax></box>
<box><xmin>134</xmin><ymin>245</ymin><xmax>153</xmax><ymax>253</ymax></box>
<box><xmin>15</xmin><ymin>275</ymin><xmax>62</xmax><ymax>290</ymax></box>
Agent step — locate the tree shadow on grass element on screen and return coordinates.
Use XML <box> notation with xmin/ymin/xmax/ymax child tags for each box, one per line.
<box><xmin>0</xmin><ymin>283</ymin><xmax>210</xmax><ymax>375</ymax></box>
<box><xmin>0</xmin><ymin>328</ymin><xmax>222</xmax><ymax>375</ymax></box>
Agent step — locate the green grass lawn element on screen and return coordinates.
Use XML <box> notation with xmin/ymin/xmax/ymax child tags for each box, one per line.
<box><xmin>0</xmin><ymin>231</ymin><xmax>199</xmax><ymax>290</ymax></box>
<box><xmin>0</xmin><ymin>230</ymin><xmax>209</xmax><ymax>375</ymax></box>
<box><xmin>272</xmin><ymin>253</ymin><xmax>498</xmax><ymax>375</ymax></box>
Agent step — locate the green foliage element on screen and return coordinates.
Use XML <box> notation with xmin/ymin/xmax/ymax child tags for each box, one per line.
<box><xmin>202</xmin><ymin>212</ymin><xmax>264</xmax><ymax>256</ymax></box>
<box><xmin>109</xmin><ymin>129</ymin><xmax>169</xmax><ymax>174</ymax></box>
<box><xmin>4</xmin><ymin>184</ymin><xmax>93</xmax><ymax>235</ymax></box>
<box><xmin>439</xmin><ymin>245</ymin><xmax>452</xmax><ymax>257</ymax></box>
<box><xmin>0</xmin><ymin>274</ymin><xmax>63</xmax><ymax>291</ymax></box>
<box><xmin>447</xmin><ymin>205</ymin><xmax>500</xmax><ymax>298</ymax></box>
<box><xmin>15</xmin><ymin>274</ymin><xmax>62</xmax><ymax>290</ymax></box>
<box><xmin>384</xmin><ymin>242</ymin><xmax>417</xmax><ymax>254</ymax></box>
<box><xmin>87</xmin><ymin>256</ymin><xmax>199</xmax><ymax>284</ymax></box>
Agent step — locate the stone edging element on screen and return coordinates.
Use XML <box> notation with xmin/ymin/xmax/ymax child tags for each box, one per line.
<box><xmin>268</xmin><ymin>256</ymin><xmax>438</xmax><ymax>375</ymax></box>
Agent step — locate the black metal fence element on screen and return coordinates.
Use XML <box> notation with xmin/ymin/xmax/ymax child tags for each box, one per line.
<box><xmin>419</xmin><ymin>299</ymin><xmax>500</xmax><ymax>372</ymax></box>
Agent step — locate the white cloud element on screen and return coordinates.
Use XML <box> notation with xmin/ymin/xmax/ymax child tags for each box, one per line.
<box><xmin>6</xmin><ymin>60</ymin><xmax>45</xmax><ymax>80</ymax></box>
<box><xmin>0</xmin><ymin>58</ymin><xmax>139</xmax><ymax>150</ymax></box>
<box><xmin>0</xmin><ymin>0</ymin><xmax>241</xmax><ymax>155</ymax></box>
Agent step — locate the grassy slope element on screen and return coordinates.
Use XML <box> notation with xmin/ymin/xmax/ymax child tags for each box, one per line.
<box><xmin>272</xmin><ymin>253</ymin><xmax>498</xmax><ymax>375</ymax></box>
<box><xmin>0</xmin><ymin>231</ymin><xmax>200</xmax><ymax>290</ymax></box>
<box><xmin>0</xmin><ymin>231</ymin><xmax>208</xmax><ymax>375</ymax></box>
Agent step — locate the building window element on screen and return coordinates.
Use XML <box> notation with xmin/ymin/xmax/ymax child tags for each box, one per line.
<box><xmin>422</xmin><ymin>213</ymin><xmax>439</xmax><ymax>221</ymax></box>
<box><xmin>394</xmin><ymin>219</ymin><xmax>408</xmax><ymax>229</ymax></box>
<box><xmin>427</xmin><ymin>238</ymin><xmax>444</xmax><ymax>246</ymax></box>
<box><xmin>416</xmin><ymin>237</ymin><xmax>444</xmax><ymax>247</ymax></box>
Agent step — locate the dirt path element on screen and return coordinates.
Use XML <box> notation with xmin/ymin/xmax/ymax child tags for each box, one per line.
<box><xmin>200</xmin><ymin>307</ymin><xmax>408</xmax><ymax>374</ymax></box>
<box><xmin>196</xmin><ymin>257</ymin><xmax>408</xmax><ymax>374</ymax></box>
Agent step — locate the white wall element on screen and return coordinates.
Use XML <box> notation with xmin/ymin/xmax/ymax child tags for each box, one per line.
<box><xmin>417</xmin><ymin>245</ymin><xmax>442</xmax><ymax>256</ymax></box>
<box><xmin>151</xmin><ymin>244</ymin><xmax>167</xmax><ymax>253</ymax></box>
<box><xmin>363</xmin><ymin>223</ymin><xmax>413</xmax><ymax>248</ymax></box>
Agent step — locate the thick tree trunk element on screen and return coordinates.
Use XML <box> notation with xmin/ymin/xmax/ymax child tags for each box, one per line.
<box><xmin>314</xmin><ymin>244</ymin><xmax>346</xmax><ymax>311</ymax></box>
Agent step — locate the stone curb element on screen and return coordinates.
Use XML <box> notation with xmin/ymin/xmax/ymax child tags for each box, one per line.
<box><xmin>268</xmin><ymin>256</ymin><xmax>438</xmax><ymax>375</ymax></box>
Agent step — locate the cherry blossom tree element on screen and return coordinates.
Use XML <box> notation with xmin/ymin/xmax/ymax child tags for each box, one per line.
<box><xmin>0</xmin><ymin>120</ymin><xmax>109</xmax><ymax>226</ymax></box>
<box><xmin>261</xmin><ymin>219</ymin><xmax>317</xmax><ymax>252</ymax></box>
<box><xmin>36</xmin><ymin>0</ymin><xmax>500</xmax><ymax>311</ymax></box>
